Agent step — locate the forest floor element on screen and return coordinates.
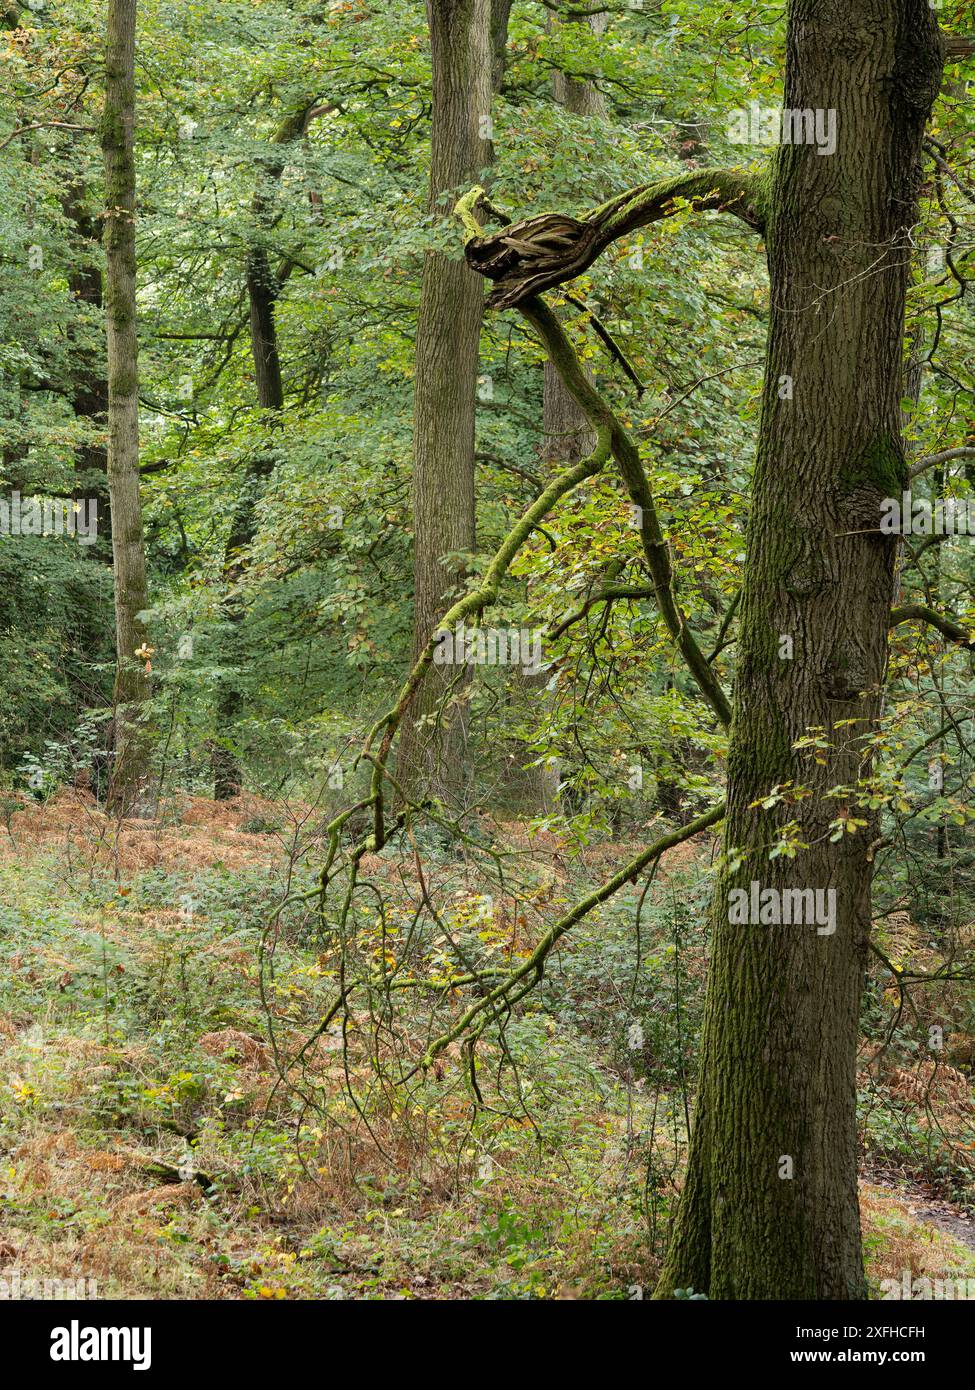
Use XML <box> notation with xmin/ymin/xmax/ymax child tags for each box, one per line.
<box><xmin>1</xmin><ymin>790</ymin><xmax>973</xmax><ymax>1300</ymax></box>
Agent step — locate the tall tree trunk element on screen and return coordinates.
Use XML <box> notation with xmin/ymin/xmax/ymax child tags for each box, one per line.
<box><xmin>541</xmin><ymin>0</ymin><xmax>604</xmax><ymax>464</ymax></box>
<box><xmin>103</xmin><ymin>0</ymin><xmax>152</xmax><ymax>815</ymax></box>
<box><xmin>513</xmin><ymin>0</ymin><xmax>603</xmax><ymax>813</ymax></box>
<box><xmin>549</xmin><ymin>0</ymin><xmax>607</xmax><ymax>118</ymax></box>
<box><xmin>655</xmin><ymin>0</ymin><xmax>943</xmax><ymax>1299</ymax></box>
<box><xmin>490</xmin><ymin>0</ymin><xmax>513</xmax><ymax>90</ymax></box>
<box><xmin>212</xmin><ymin>103</ymin><xmax>313</xmax><ymax>800</ymax></box>
<box><xmin>63</xmin><ymin>184</ymin><xmax>112</xmax><ymax>551</ymax></box>
<box><xmin>397</xmin><ymin>0</ymin><xmax>496</xmax><ymax>806</ymax></box>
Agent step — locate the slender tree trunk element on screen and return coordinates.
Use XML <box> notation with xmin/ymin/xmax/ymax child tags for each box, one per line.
<box><xmin>397</xmin><ymin>0</ymin><xmax>496</xmax><ymax>805</ymax></box>
<box><xmin>210</xmin><ymin>242</ymin><xmax>283</xmax><ymax>800</ymax></box>
<box><xmin>490</xmin><ymin>0</ymin><xmax>512</xmax><ymax>90</ymax></box>
<box><xmin>103</xmin><ymin>0</ymin><xmax>152</xmax><ymax>815</ymax></box>
<box><xmin>63</xmin><ymin>184</ymin><xmax>112</xmax><ymax>551</ymax></box>
<box><xmin>512</xmin><ymin>0</ymin><xmax>603</xmax><ymax>813</ymax></box>
<box><xmin>541</xmin><ymin>0</ymin><xmax>604</xmax><ymax>461</ymax></box>
<box><xmin>655</xmin><ymin>0</ymin><xmax>943</xmax><ymax>1299</ymax></box>
<box><xmin>212</xmin><ymin>103</ymin><xmax>313</xmax><ymax>800</ymax></box>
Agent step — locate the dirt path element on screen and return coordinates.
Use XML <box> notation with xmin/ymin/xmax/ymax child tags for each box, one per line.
<box><xmin>868</xmin><ymin>1170</ymin><xmax>975</xmax><ymax>1251</ymax></box>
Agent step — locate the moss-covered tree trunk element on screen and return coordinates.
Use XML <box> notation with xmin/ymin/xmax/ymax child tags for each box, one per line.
<box><xmin>103</xmin><ymin>0</ymin><xmax>151</xmax><ymax>815</ymax></box>
<box><xmin>397</xmin><ymin>0</ymin><xmax>495</xmax><ymax>805</ymax></box>
<box><xmin>655</xmin><ymin>0</ymin><xmax>943</xmax><ymax>1299</ymax></box>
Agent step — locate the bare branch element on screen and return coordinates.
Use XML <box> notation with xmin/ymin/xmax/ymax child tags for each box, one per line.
<box><xmin>890</xmin><ymin>603</ymin><xmax>974</xmax><ymax>649</ymax></box>
<box><xmin>909</xmin><ymin>445</ymin><xmax>975</xmax><ymax>480</ymax></box>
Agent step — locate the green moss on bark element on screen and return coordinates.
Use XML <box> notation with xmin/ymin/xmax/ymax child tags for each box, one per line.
<box><xmin>839</xmin><ymin>434</ymin><xmax>907</xmax><ymax>497</ymax></box>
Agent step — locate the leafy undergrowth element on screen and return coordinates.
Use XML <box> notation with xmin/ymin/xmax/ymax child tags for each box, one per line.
<box><xmin>0</xmin><ymin>792</ymin><xmax>680</xmax><ymax>1300</ymax></box>
<box><xmin>0</xmin><ymin>791</ymin><xmax>973</xmax><ymax>1299</ymax></box>
<box><xmin>861</xmin><ymin>1184</ymin><xmax>975</xmax><ymax>1293</ymax></box>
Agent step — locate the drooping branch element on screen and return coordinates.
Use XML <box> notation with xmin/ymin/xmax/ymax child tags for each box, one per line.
<box><xmin>549</xmin><ymin>582</ymin><xmax>656</xmax><ymax>640</ymax></box>
<box><xmin>454</xmin><ymin>188</ymin><xmax>739</xmax><ymax>726</ymax></box>
<box><xmin>456</xmin><ymin>168</ymin><xmax>765</xmax><ymax>309</ymax></box>
<box><xmin>415</xmin><ymin>799</ymin><xmax>726</xmax><ymax>1072</ymax></box>
<box><xmin>564</xmin><ymin>290</ymin><xmax>645</xmax><ymax>393</ymax></box>
<box><xmin>908</xmin><ymin>445</ymin><xmax>975</xmax><ymax>480</ymax></box>
<box><xmin>292</xmin><ymin>187</ymin><xmax>739</xmax><ymax>1092</ymax></box>
<box><xmin>355</xmin><ymin>303</ymin><xmax>620</xmax><ymax>852</ymax></box>
<box><xmin>890</xmin><ymin>603</ymin><xmax>975</xmax><ymax>650</ymax></box>
<box><xmin>0</xmin><ymin>120</ymin><xmax>94</xmax><ymax>150</ymax></box>
<box><xmin>320</xmin><ymin>268</ymin><xmax>731</xmax><ymax>879</ymax></box>
<box><xmin>523</xmin><ymin>295</ymin><xmax>734</xmax><ymax>724</ymax></box>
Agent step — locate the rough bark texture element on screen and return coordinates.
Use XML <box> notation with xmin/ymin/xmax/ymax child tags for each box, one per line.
<box><xmin>543</xmin><ymin>357</ymin><xmax>595</xmax><ymax>465</ymax></box>
<box><xmin>398</xmin><ymin>0</ymin><xmax>496</xmax><ymax>804</ymax></box>
<box><xmin>549</xmin><ymin>0</ymin><xmax>607</xmax><ymax>117</ymax></box>
<box><xmin>103</xmin><ymin>0</ymin><xmax>152</xmax><ymax>815</ymax></box>
<box><xmin>490</xmin><ymin>0</ymin><xmax>513</xmax><ymax>90</ymax></box>
<box><xmin>655</xmin><ymin>0</ymin><xmax>943</xmax><ymax>1300</ymax></box>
